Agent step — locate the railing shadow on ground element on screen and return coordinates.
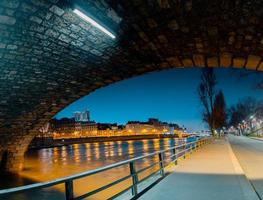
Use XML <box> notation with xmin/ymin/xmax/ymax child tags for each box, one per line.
<box><xmin>138</xmin><ymin>172</ymin><xmax>261</xmax><ymax>200</ymax></box>
<box><xmin>0</xmin><ymin>138</ymin><xmax>211</xmax><ymax>200</ymax></box>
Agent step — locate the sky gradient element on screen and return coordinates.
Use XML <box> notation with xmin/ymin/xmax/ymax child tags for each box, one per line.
<box><xmin>55</xmin><ymin>68</ymin><xmax>263</xmax><ymax>131</ymax></box>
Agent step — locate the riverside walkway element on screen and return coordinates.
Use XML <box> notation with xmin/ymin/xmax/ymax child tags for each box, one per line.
<box><xmin>139</xmin><ymin>137</ymin><xmax>259</xmax><ymax>200</ymax></box>
<box><xmin>229</xmin><ymin>135</ymin><xmax>263</xmax><ymax>199</ymax></box>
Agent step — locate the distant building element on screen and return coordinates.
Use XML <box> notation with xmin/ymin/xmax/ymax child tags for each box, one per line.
<box><xmin>38</xmin><ymin>116</ymin><xmax>184</xmax><ymax>139</ymax></box>
<box><xmin>97</xmin><ymin>123</ymin><xmax>118</xmax><ymax>130</ymax></box>
<box><xmin>74</xmin><ymin>109</ymin><xmax>90</xmax><ymax>122</ymax></box>
<box><xmin>126</xmin><ymin>118</ymin><xmax>172</xmax><ymax>135</ymax></box>
<box><xmin>50</xmin><ymin>118</ymin><xmax>76</xmax><ymax>138</ymax></box>
<box><xmin>148</xmin><ymin>118</ymin><xmax>160</xmax><ymax>125</ymax></box>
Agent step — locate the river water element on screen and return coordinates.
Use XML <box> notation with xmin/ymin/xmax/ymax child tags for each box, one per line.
<box><xmin>0</xmin><ymin>138</ymin><xmax>190</xmax><ymax>200</ymax></box>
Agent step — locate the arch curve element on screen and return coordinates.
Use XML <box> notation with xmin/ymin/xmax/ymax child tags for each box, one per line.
<box><xmin>1</xmin><ymin>0</ymin><xmax>263</xmax><ymax>172</ymax></box>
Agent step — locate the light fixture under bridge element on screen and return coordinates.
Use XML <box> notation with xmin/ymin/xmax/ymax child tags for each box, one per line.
<box><xmin>73</xmin><ymin>9</ymin><xmax>116</xmax><ymax>39</ymax></box>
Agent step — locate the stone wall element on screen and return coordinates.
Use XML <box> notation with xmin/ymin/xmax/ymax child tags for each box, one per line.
<box><xmin>1</xmin><ymin>0</ymin><xmax>263</xmax><ymax>172</ymax></box>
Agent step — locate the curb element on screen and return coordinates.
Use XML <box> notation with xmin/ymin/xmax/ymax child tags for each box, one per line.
<box><xmin>227</xmin><ymin>137</ymin><xmax>260</xmax><ymax>200</ymax></box>
<box><xmin>248</xmin><ymin>137</ymin><xmax>263</xmax><ymax>142</ymax></box>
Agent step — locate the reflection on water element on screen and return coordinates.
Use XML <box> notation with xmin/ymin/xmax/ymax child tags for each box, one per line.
<box><xmin>0</xmin><ymin>138</ymin><xmax>186</xmax><ymax>200</ymax></box>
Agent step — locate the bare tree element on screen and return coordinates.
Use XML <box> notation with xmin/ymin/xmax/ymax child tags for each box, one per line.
<box><xmin>228</xmin><ymin>97</ymin><xmax>259</xmax><ymax>127</ymax></box>
<box><xmin>198</xmin><ymin>68</ymin><xmax>217</xmax><ymax>133</ymax></box>
<box><xmin>213</xmin><ymin>91</ymin><xmax>227</xmax><ymax>129</ymax></box>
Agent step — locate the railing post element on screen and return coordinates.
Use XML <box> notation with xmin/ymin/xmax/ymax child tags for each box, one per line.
<box><xmin>183</xmin><ymin>143</ymin><xmax>186</xmax><ymax>159</ymax></box>
<box><xmin>158</xmin><ymin>152</ymin><xmax>164</xmax><ymax>177</ymax></box>
<box><xmin>129</xmin><ymin>161</ymin><xmax>138</xmax><ymax>196</ymax></box>
<box><xmin>172</xmin><ymin>148</ymin><xmax>177</xmax><ymax>165</ymax></box>
<box><xmin>198</xmin><ymin>140</ymin><xmax>202</xmax><ymax>149</ymax></box>
<box><xmin>65</xmin><ymin>180</ymin><xmax>74</xmax><ymax>200</ymax></box>
<box><xmin>190</xmin><ymin>143</ymin><xmax>193</xmax><ymax>154</ymax></box>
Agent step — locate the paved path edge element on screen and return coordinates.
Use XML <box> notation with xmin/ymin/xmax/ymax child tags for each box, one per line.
<box><xmin>227</xmin><ymin>137</ymin><xmax>260</xmax><ymax>200</ymax></box>
<box><xmin>248</xmin><ymin>137</ymin><xmax>263</xmax><ymax>142</ymax></box>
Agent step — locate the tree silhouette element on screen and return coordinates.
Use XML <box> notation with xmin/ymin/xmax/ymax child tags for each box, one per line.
<box><xmin>228</xmin><ymin>97</ymin><xmax>258</xmax><ymax>127</ymax></box>
<box><xmin>198</xmin><ymin>68</ymin><xmax>227</xmax><ymax>134</ymax></box>
<box><xmin>198</xmin><ymin>68</ymin><xmax>217</xmax><ymax>133</ymax></box>
<box><xmin>213</xmin><ymin>91</ymin><xmax>227</xmax><ymax>129</ymax></box>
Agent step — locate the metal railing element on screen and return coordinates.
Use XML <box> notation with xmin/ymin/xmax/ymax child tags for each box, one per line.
<box><xmin>0</xmin><ymin>137</ymin><xmax>211</xmax><ymax>200</ymax></box>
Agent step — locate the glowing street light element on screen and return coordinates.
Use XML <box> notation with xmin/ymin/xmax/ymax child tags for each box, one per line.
<box><xmin>73</xmin><ymin>9</ymin><xmax>116</xmax><ymax>39</ymax></box>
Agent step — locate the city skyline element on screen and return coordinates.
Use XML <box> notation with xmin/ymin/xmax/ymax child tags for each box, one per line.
<box><xmin>55</xmin><ymin>68</ymin><xmax>263</xmax><ymax>131</ymax></box>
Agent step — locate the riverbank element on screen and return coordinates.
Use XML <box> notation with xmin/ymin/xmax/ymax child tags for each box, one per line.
<box><xmin>2</xmin><ymin>137</ymin><xmax>189</xmax><ymax>199</ymax></box>
<box><xmin>29</xmin><ymin>134</ymin><xmax>186</xmax><ymax>150</ymax></box>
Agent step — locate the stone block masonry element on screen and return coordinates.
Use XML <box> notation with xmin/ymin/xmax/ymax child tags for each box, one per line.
<box><xmin>1</xmin><ymin>0</ymin><xmax>263</xmax><ymax>172</ymax></box>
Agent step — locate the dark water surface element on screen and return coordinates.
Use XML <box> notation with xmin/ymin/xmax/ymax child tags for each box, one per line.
<box><xmin>0</xmin><ymin>138</ymin><xmax>188</xmax><ymax>200</ymax></box>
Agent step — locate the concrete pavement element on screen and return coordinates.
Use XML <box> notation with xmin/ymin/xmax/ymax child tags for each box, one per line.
<box><xmin>249</xmin><ymin>136</ymin><xmax>263</xmax><ymax>142</ymax></box>
<box><xmin>229</xmin><ymin>135</ymin><xmax>263</xmax><ymax>199</ymax></box>
<box><xmin>139</xmin><ymin>138</ymin><xmax>259</xmax><ymax>200</ymax></box>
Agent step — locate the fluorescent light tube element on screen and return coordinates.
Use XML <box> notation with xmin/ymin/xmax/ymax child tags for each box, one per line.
<box><xmin>73</xmin><ymin>9</ymin><xmax>116</xmax><ymax>39</ymax></box>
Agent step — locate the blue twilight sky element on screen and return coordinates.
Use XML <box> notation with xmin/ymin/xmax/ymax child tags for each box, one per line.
<box><xmin>55</xmin><ymin>68</ymin><xmax>263</xmax><ymax>131</ymax></box>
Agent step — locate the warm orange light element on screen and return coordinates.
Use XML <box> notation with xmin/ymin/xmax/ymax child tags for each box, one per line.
<box><xmin>142</xmin><ymin>129</ymin><xmax>147</xmax><ymax>133</ymax></box>
<box><xmin>143</xmin><ymin>140</ymin><xmax>148</xmax><ymax>151</ymax></box>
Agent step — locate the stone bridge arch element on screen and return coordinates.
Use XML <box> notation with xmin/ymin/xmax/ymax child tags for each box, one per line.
<box><xmin>0</xmin><ymin>0</ymin><xmax>263</xmax><ymax>173</ymax></box>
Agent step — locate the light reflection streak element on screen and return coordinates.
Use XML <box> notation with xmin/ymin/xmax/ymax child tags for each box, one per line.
<box><xmin>17</xmin><ymin>138</ymin><xmax>184</xmax><ymax>200</ymax></box>
<box><xmin>128</xmin><ymin>140</ymin><xmax>134</xmax><ymax>155</ymax></box>
<box><xmin>84</xmin><ymin>143</ymin><xmax>91</xmax><ymax>161</ymax></box>
<box><xmin>164</xmin><ymin>138</ymin><xmax>169</xmax><ymax>148</ymax></box>
<box><xmin>94</xmin><ymin>143</ymin><xmax>100</xmax><ymax>159</ymax></box>
<box><xmin>118</xmin><ymin>145</ymin><xmax>123</xmax><ymax>156</ymax></box>
<box><xmin>153</xmin><ymin>139</ymin><xmax>160</xmax><ymax>150</ymax></box>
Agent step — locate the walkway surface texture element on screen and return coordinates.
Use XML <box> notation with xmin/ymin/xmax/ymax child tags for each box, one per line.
<box><xmin>139</xmin><ymin>137</ymin><xmax>260</xmax><ymax>200</ymax></box>
<box><xmin>229</xmin><ymin>135</ymin><xmax>263</xmax><ymax>199</ymax></box>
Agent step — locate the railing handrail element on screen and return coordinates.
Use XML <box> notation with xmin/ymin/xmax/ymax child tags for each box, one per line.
<box><xmin>0</xmin><ymin>137</ymin><xmax>208</xmax><ymax>196</ymax></box>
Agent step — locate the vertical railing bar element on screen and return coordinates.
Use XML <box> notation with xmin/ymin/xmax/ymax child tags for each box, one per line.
<box><xmin>129</xmin><ymin>161</ymin><xmax>138</xmax><ymax>196</ymax></box>
<box><xmin>190</xmin><ymin>142</ymin><xmax>194</xmax><ymax>154</ymax></box>
<box><xmin>197</xmin><ymin>140</ymin><xmax>200</xmax><ymax>150</ymax></box>
<box><xmin>65</xmin><ymin>180</ymin><xmax>74</xmax><ymax>200</ymax></box>
<box><xmin>0</xmin><ymin>138</ymin><xmax>211</xmax><ymax>200</ymax></box>
<box><xmin>172</xmin><ymin>148</ymin><xmax>177</xmax><ymax>165</ymax></box>
<box><xmin>158</xmin><ymin>152</ymin><xmax>164</xmax><ymax>177</ymax></box>
<box><xmin>183</xmin><ymin>140</ymin><xmax>186</xmax><ymax>159</ymax></box>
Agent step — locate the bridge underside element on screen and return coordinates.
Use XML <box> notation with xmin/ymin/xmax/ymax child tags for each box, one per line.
<box><xmin>0</xmin><ymin>0</ymin><xmax>263</xmax><ymax>173</ymax></box>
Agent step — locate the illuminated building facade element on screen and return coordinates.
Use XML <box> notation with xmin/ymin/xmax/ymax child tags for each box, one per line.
<box><xmin>125</xmin><ymin>118</ymin><xmax>179</xmax><ymax>135</ymax></box>
<box><xmin>37</xmin><ymin>117</ymin><xmax>184</xmax><ymax>139</ymax></box>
